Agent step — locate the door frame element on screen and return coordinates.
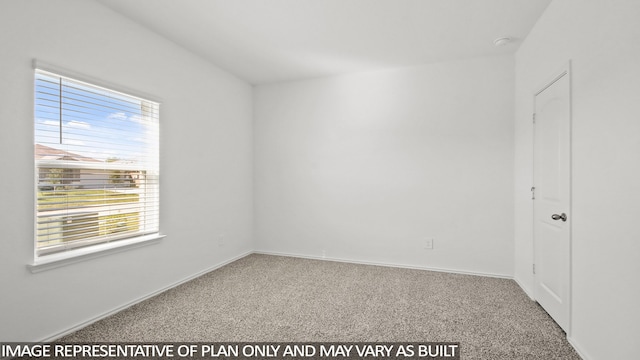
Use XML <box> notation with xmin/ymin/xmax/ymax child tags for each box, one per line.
<box><xmin>532</xmin><ymin>61</ymin><xmax>572</xmax><ymax>335</ymax></box>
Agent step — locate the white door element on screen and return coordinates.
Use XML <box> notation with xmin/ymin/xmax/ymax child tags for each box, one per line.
<box><xmin>533</xmin><ymin>67</ymin><xmax>571</xmax><ymax>332</ymax></box>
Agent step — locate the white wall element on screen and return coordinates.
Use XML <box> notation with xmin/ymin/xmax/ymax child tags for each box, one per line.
<box><xmin>254</xmin><ymin>56</ymin><xmax>515</xmax><ymax>277</ymax></box>
<box><xmin>0</xmin><ymin>0</ymin><xmax>253</xmax><ymax>341</ymax></box>
<box><xmin>514</xmin><ymin>0</ymin><xmax>640</xmax><ymax>358</ymax></box>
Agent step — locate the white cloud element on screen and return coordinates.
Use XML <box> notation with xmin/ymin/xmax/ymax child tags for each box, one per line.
<box><xmin>66</xmin><ymin>120</ymin><xmax>91</xmax><ymax>129</ymax></box>
<box><xmin>41</xmin><ymin>120</ymin><xmax>59</xmax><ymax>126</ymax></box>
<box><xmin>107</xmin><ymin>112</ymin><xmax>128</xmax><ymax>121</ymax></box>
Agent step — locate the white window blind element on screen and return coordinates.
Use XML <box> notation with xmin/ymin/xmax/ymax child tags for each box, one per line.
<box><xmin>34</xmin><ymin>69</ymin><xmax>160</xmax><ymax>257</ymax></box>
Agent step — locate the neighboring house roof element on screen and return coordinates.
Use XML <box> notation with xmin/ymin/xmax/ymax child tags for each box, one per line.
<box><xmin>35</xmin><ymin>144</ymin><xmax>101</xmax><ymax>162</ymax></box>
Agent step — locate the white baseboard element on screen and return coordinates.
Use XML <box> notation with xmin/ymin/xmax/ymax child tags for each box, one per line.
<box><xmin>567</xmin><ymin>336</ymin><xmax>591</xmax><ymax>360</ymax></box>
<box><xmin>40</xmin><ymin>250</ymin><xmax>526</xmax><ymax>343</ymax></box>
<box><xmin>513</xmin><ymin>276</ymin><xmax>535</xmax><ymax>300</ymax></box>
<box><xmin>253</xmin><ymin>250</ymin><xmax>513</xmax><ymax>279</ymax></box>
<box><xmin>39</xmin><ymin>250</ymin><xmax>253</xmax><ymax>343</ymax></box>
<box><xmin>259</xmin><ymin>251</ymin><xmax>591</xmax><ymax>358</ymax></box>
<box><xmin>512</xmin><ymin>277</ymin><xmax>588</xmax><ymax>359</ymax></box>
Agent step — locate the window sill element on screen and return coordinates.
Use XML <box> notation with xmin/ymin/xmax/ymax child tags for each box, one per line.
<box><xmin>28</xmin><ymin>233</ymin><xmax>166</xmax><ymax>273</ymax></box>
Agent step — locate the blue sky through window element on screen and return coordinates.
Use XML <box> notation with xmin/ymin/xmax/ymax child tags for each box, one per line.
<box><xmin>35</xmin><ymin>71</ymin><xmax>159</xmax><ymax>166</ymax></box>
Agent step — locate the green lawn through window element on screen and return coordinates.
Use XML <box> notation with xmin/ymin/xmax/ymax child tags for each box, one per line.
<box><xmin>37</xmin><ymin>189</ymin><xmax>139</xmax><ymax>211</ymax></box>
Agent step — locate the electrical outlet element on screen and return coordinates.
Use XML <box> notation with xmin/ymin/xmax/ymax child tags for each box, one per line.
<box><xmin>424</xmin><ymin>238</ymin><xmax>434</xmax><ymax>250</ymax></box>
<box><xmin>322</xmin><ymin>250</ymin><xmax>326</xmax><ymax>258</ymax></box>
<box><xmin>218</xmin><ymin>234</ymin><xmax>225</xmax><ymax>247</ymax></box>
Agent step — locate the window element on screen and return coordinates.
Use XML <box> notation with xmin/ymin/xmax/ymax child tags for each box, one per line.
<box><xmin>34</xmin><ymin>67</ymin><xmax>160</xmax><ymax>258</ymax></box>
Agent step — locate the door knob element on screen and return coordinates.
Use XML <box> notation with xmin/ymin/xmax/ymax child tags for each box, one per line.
<box><xmin>551</xmin><ymin>213</ymin><xmax>567</xmax><ymax>222</ymax></box>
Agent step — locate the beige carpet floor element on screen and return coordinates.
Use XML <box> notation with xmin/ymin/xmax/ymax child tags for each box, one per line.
<box><xmin>60</xmin><ymin>254</ymin><xmax>581</xmax><ymax>359</ymax></box>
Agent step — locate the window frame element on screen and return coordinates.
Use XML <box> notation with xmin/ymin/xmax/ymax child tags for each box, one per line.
<box><xmin>29</xmin><ymin>60</ymin><xmax>164</xmax><ymax>272</ymax></box>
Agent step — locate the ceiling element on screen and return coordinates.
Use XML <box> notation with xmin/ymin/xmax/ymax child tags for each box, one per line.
<box><xmin>97</xmin><ymin>0</ymin><xmax>552</xmax><ymax>85</ymax></box>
